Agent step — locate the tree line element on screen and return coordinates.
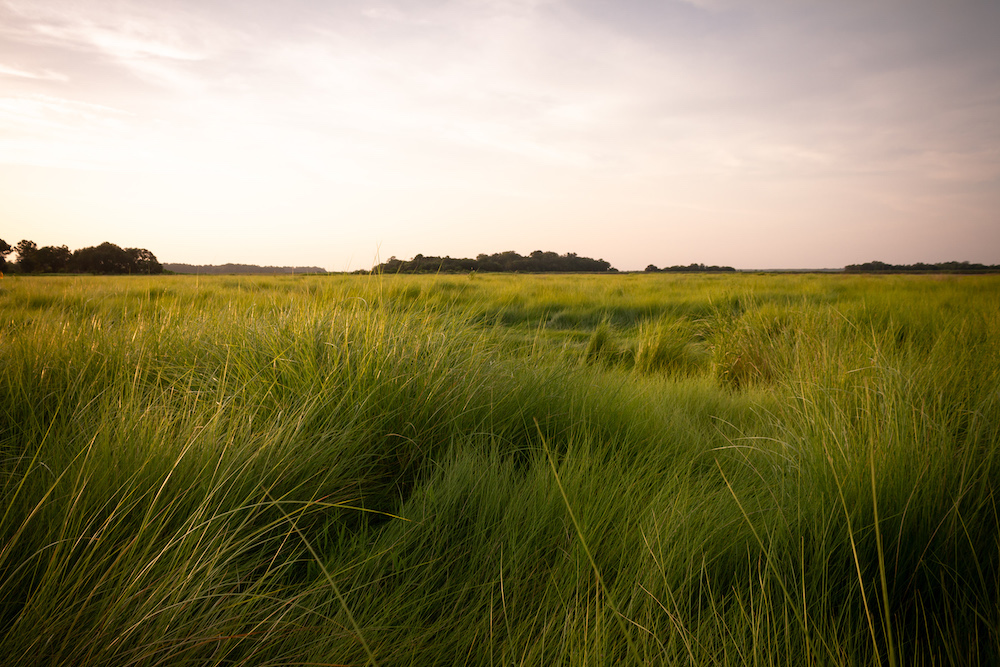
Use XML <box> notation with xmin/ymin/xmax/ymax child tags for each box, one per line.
<box><xmin>845</xmin><ymin>261</ymin><xmax>1000</xmax><ymax>274</ymax></box>
<box><xmin>0</xmin><ymin>239</ymin><xmax>163</xmax><ymax>275</ymax></box>
<box><xmin>163</xmin><ymin>263</ymin><xmax>327</xmax><ymax>275</ymax></box>
<box><xmin>644</xmin><ymin>263</ymin><xmax>736</xmax><ymax>273</ymax></box>
<box><xmin>368</xmin><ymin>250</ymin><xmax>616</xmax><ymax>274</ymax></box>
<box><xmin>5</xmin><ymin>238</ymin><xmax>993</xmax><ymax>277</ymax></box>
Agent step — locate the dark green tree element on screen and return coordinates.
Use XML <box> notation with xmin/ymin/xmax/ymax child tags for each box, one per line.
<box><xmin>126</xmin><ymin>247</ymin><xmax>163</xmax><ymax>274</ymax></box>
<box><xmin>14</xmin><ymin>240</ymin><xmax>38</xmax><ymax>273</ymax></box>
<box><xmin>0</xmin><ymin>239</ymin><xmax>11</xmax><ymax>272</ymax></box>
<box><xmin>70</xmin><ymin>242</ymin><xmax>133</xmax><ymax>274</ymax></box>
<box><xmin>373</xmin><ymin>250</ymin><xmax>616</xmax><ymax>274</ymax></box>
<box><xmin>33</xmin><ymin>245</ymin><xmax>72</xmax><ymax>273</ymax></box>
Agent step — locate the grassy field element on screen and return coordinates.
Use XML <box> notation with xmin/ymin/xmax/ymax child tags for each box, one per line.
<box><xmin>1</xmin><ymin>272</ymin><xmax>998</xmax><ymax>665</ymax></box>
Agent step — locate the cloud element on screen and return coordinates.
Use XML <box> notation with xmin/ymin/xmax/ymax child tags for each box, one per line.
<box><xmin>0</xmin><ymin>93</ymin><xmax>136</xmax><ymax>170</ymax></box>
<box><xmin>28</xmin><ymin>21</ymin><xmax>205</xmax><ymax>62</ymax></box>
<box><xmin>2</xmin><ymin>2</ymin><xmax>212</xmax><ymax>57</ymax></box>
<box><xmin>671</xmin><ymin>0</ymin><xmax>724</xmax><ymax>10</ymax></box>
<box><xmin>0</xmin><ymin>63</ymin><xmax>68</xmax><ymax>81</ymax></box>
<box><xmin>2</xmin><ymin>0</ymin><xmax>996</xmax><ymax>183</ymax></box>
<box><xmin>0</xmin><ymin>0</ymin><xmax>242</xmax><ymax>93</ymax></box>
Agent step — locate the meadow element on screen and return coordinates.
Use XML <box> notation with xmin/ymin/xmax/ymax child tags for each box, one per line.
<box><xmin>1</xmin><ymin>272</ymin><xmax>998</xmax><ymax>666</ymax></box>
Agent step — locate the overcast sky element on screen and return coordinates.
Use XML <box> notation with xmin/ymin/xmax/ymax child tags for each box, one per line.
<box><xmin>2</xmin><ymin>0</ymin><xmax>998</xmax><ymax>270</ymax></box>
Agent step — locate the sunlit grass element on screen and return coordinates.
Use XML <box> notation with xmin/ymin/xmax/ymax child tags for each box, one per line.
<box><xmin>0</xmin><ymin>272</ymin><xmax>997</xmax><ymax>665</ymax></box>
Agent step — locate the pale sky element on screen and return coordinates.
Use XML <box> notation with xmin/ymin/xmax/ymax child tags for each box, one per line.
<box><xmin>2</xmin><ymin>0</ymin><xmax>998</xmax><ymax>271</ymax></box>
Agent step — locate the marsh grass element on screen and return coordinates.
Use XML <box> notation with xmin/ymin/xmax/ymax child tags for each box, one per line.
<box><xmin>0</xmin><ymin>273</ymin><xmax>997</xmax><ymax>665</ymax></box>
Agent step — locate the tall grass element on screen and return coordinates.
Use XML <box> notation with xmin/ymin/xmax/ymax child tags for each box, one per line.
<box><xmin>0</xmin><ymin>273</ymin><xmax>997</xmax><ymax>665</ymax></box>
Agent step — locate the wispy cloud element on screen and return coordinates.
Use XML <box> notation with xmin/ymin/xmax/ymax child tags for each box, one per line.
<box><xmin>0</xmin><ymin>0</ymin><xmax>237</xmax><ymax>93</ymax></box>
<box><xmin>0</xmin><ymin>63</ymin><xmax>68</xmax><ymax>81</ymax></box>
<box><xmin>2</xmin><ymin>1</ymin><xmax>218</xmax><ymax>57</ymax></box>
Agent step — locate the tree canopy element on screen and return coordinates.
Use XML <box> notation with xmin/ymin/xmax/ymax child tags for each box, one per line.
<box><xmin>163</xmin><ymin>263</ymin><xmax>327</xmax><ymax>275</ymax></box>
<box><xmin>845</xmin><ymin>260</ymin><xmax>1000</xmax><ymax>274</ymax></box>
<box><xmin>643</xmin><ymin>262</ymin><xmax>736</xmax><ymax>273</ymax></box>
<box><xmin>0</xmin><ymin>239</ymin><xmax>12</xmax><ymax>272</ymax></box>
<box><xmin>370</xmin><ymin>250</ymin><xmax>616</xmax><ymax>274</ymax></box>
<box><xmin>3</xmin><ymin>240</ymin><xmax>163</xmax><ymax>275</ymax></box>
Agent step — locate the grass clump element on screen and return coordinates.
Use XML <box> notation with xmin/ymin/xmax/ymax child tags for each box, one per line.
<box><xmin>633</xmin><ymin>317</ymin><xmax>709</xmax><ymax>376</ymax></box>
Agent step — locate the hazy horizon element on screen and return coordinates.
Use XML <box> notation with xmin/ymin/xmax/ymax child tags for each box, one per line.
<box><xmin>3</xmin><ymin>0</ymin><xmax>999</xmax><ymax>272</ymax></box>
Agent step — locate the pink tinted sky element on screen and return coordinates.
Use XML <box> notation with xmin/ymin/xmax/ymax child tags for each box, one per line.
<box><xmin>1</xmin><ymin>0</ymin><xmax>998</xmax><ymax>271</ymax></box>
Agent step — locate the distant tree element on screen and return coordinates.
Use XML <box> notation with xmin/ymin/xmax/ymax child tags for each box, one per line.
<box><xmin>656</xmin><ymin>262</ymin><xmax>734</xmax><ymax>273</ymax></box>
<box><xmin>645</xmin><ymin>264</ymin><xmax>660</xmax><ymax>272</ymax></box>
<box><xmin>163</xmin><ymin>263</ymin><xmax>325</xmax><ymax>274</ymax></box>
<box><xmin>372</xmin><ymin>250</ymin><xmax>616</xmax><ymax>274</ymax></box>
<box><xmin>33</xmin><ymin>245</ymin><xmax>71</xmax><ymax>273</ymax></box>
<box><xmin>374</xmin><ymin>256</ymin><xmax>404</xmax><ymax>274</ymax></box>
<box><xmin>845</xmin><ymin>260</ymin><xmax>998</xmax><ymax>274</ymax></box>
<box><xmin>0</xmin><ymin>239</ymin><xmax>11</xmax><ymax>272</ymax></box>
<box><xmin>2</xmin><ymin>239</ymin><xmax>164</xmax><ymax>274</ymax></box>
<box><xmin>70</xmin><ymin>242</ymin><xmax>133</xmax><ymax>274</ymax></box>
<box><xmin>845</xmin><ymin>260</ymin><xmax>893</xmax><ymax>273</ymax></box>
<box><xmin>14</xmin><ymin>240</ymin><xmax>38</xmax><ymax>273</ymax></box>
<box><xmin>126</xmin><ymin>247</ymin><xmax>163</xmax><ymax>274</ymax></box>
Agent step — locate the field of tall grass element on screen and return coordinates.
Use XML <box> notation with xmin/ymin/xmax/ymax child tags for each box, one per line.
<box><xmin>1</xmin><ymin>272</ymin><xmax>998</xmax><ymax>665</ymax></box>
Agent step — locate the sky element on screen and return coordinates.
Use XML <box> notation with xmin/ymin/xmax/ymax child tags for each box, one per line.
<box><xmin>1</xmin><ymin>0</ymin><xmax>999</xmax><ymax>271</ymax></box>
